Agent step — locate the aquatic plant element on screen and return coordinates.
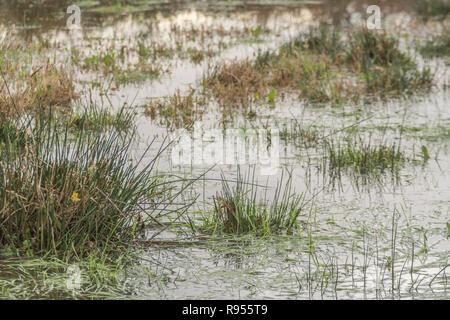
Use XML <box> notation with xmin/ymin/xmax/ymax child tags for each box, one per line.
<box><xmin>204</xmin><ymin>27</ymin><xmax>433</xmax><ymax>106</ymax></box>
<box><xmin>0</xmin><ymin>252</ymin><xmax>130</xmax><ymax>299</ymax></box>
<box><xmin>145</xmin><ymin>89</ymin><xmax>206</xmax><ymax>128</ymax></box>
<box><xmin>200</xmin><ymin>170</ymin><xmax>305</xmax><ymax>236</ymax></box>
<box><xmin>68</xmin><ymin>104</ymin><xmax>135</xmax><ymax>132</ymax></box>
<box><xmin>72</xmin><ymin>46</ymin><xmax>164</xmax><ymax>85</ymax></box>
<box><xmin>0</xmin><ymin>108</ymin><xmax>189</xmax><ymax>257</ymax></box>
<box><xmin>414</xmin><ymin>0</ymin><xmax>450</xmax><ymax>21</ymax></box>
<box><xmin>418</xmin><ymin>29</ymin><xmax>450</xmax><ymax>57</ymax></box>
<box><xmin>0</xmin><ymin>62</ymin><xmax>77</xmax><ymax>115</ymax></box>
<box><xmin>288</xmin><ymin>27</ymin><xmax>345</xmax><ymax>60</ymax></box>
<box><xmin>323</xmin><ymin>136</ymin><xmax>406</xmax><ymax>177</ymax></box>
<box><xmin>348</xmin><ymin>30</ymin><xmax>433</xmax><ymax>96</ymax></box>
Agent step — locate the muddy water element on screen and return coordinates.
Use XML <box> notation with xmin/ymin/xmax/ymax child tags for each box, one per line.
<box><xmin>0</xmin><ymin>0</ymin><xmax>448</xmax><ymax>299</ymax></box>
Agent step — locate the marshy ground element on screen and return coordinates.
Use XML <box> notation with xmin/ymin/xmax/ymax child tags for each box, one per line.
<box><xmin>0</xmin><ymin>0</ymin><xmax>449</xmax><ymax>299</ymax></box>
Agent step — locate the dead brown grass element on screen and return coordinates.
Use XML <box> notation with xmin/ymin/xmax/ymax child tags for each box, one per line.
<box><xmin>203</xmin><ymin>62</ymin><xmax>266</xmax><ymax>106</ymax></box>
<box><xmin>0</xmin><ymin>63</ymin><xmax>78</xmax><ymax>115</ymax></box>
<box><xmin>203</xmin><ymin>50</ymin><xmax>355</xmax><ymax>106</ymax></box>
<box><xmin>145</xmin><ymin>89</ymin><xmax>206</xmax><ymax>128</ymax></box>
<box><xmin>203</xmin><ymin>27</ymin><xmax>433</xmax><ymax>107</ymax></box>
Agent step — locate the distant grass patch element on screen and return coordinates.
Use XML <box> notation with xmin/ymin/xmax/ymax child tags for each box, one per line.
<box><xmin>280</xmin><ymin>121</ymin><xmax>322</xmax><ymax>148</ymax></box>
<box><xmin>85</xmin><ymin>1</ymin><xmax>149</xmax><ymax>14</ymax></box>
<box><xmin>345</xmin><ymin>30</ymin><xmax>432</xmax><ymax>97</ymax></box>
<box><xmin>67</xmin><ymin>105</ymin><xmax>135</xmax><ymax>132</ymax></box>
<box><xmin>71</xmin><ymin>48</ymin><xmax>165</xmax><ymax>86</ymax></box>
<box><xmin>418</xmin><ymin>29</ymin><xmax>450</xmax><ymax>57</ymax></box>
<box><xmin>414</xmin><ymin>0</ymin><xmax>450</xmax><ymax>21</ymax></box>
<box><xmin>323</xmin><ymin>137</ymin><xmax>407</xmax><ymax>178</ymax></box>
<box><xmin>182</xmin><ymin>47</ymin><xmax>215</xmax><ymax>64</ymax></box>
<box><xmin>145</xmin><ymin>89</ymin><xmax>206</xmax><ymax>129</ymax></box>
<box><xmin>199</xmin><ymin>171</ymin><xmax>305</xmax><ymax>236</ymax></box>
<box><xmin>204</xmin><ymin>27</ymin><xmax>433</xmax><ymax>106</ymax></box>
<box><xmin>115</xmin><ymin>69</ymin><xmax>160</xmax><ymax>85</ymax></box>
<box><xmin>0</xmin><ymin>62</ymin><xmax>78</xmax><ymax>115</ymax></box>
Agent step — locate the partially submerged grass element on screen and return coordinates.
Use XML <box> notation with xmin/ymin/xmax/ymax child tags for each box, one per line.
<box><xmin>280</xmin><ymin>121</ymin><xmax>322</xmax><ymax>148</ymax></box>
<box><xmin>290</xmin><ymin>207</ymin><xmax>450</xmax><ymax>299</ymax></box>
<box><xmin>115</xmin><ymin>69</ymin><xmax>161</xmax><ymax>85</ymax></box>
<box><xmin>418</xmin><ymin>29</ymin><xmax>450</xmax><ymax>57</ymax></box>
<box><xmin>183</xmin><ymin>47</ymin><xmax>215</xmax><ymax>64</ymax></box>
<box><xmin>203</xmin><ymin>60</ymin><xmax>267</xmax><ymax>106</ymax></box>
<box><xmin>71</xmin><ymin>48</ymin><xmax>165</xmax><ymax>85</ymax></box>
<box><xmin>0</xmin><ymin>63</ymin><xmax>78</xmax><ymax>114</ymax></box>
<box><xmin>67</xmin><ymin>105</ymin><xmax>135</xmax><ymax>132</ymax></box>
<box><xmin>323</xmin><ymin>136</ymin><xmax>406</xmax><ymax>178</ymax></box>
<box><xmin>145</xmin><ymin>89</ymin><xmax>206</xmax><ymax>129</ymax></box>
<box><xmin>414</xmin><ymin>0</ymin><xmax>450</xmax><ymax>21</ymax></box>
<box><xmin>278</xmin><ymin>117</ymin><xmax>434</xmax><ymax>186</ymax></box>
<box><xmin>0</xmin><ymin>108</ymin><xmax>188</xmax><ymax>258</ymax></box>
<box><xmin>204</xmin><ymin>27</ymin><xmax>433</xmax><ymax>106</ymax></box>
<box><xmin>0</xmin><ymin>251</ymin><xmax>130</xmax><ymax>299</ymax></box>
<box><xmin>344</xmin><ymin>121</ymin><xmax>450</xmax><ymax>142</ymax></box>
<box><xmin>199</xmin><ymin>170</ymin><xmax>305</xmax><ymax>236</ymax></box>
<box><xmin>0</xmin><ymin>118</ymin><xmax>29</xmax><ymax>150</ymax></box>
<box><xmin>345</xmin><ymin>30</ymin><xmax>432</xmax><ymax>97</ymax></box>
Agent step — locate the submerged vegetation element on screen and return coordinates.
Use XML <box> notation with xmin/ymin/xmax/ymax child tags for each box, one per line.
<box><xmin>0</xmin><ymin>62</ymin><xmax>77</xmax><ymax>114</ymax></box>
<box><xmin>414</xmin><ymin>0</ymin><xmax>450</xmax><ymax>21</ymax></box>
<box><xmin>204</xmin><ymin>28</ymin><xmax>433</xmax><ymax>106</ymax></box>
<box><xmin>145</xmin><ymin>89</ymin><xmax>206</xmax><ymax>128</ymax></box>
<box><xmin>0</xmin><ymin>252</ymin><xmax>130</xmax><ymax>299</ymax></box>
<box><xmin>67</xmin><ymin>105</ymin><xmax>136</xmax><ymax>132</ymax></box>
<box><xmin>199</xmin><ymin>171</ymin><xmax>305</xmax><ymax>236</ymax></box>
<box><xmin>72</xmin><ymin>48</ymin><xmax>165</xmax><ymax>85</ymax></box>
<box><xmin>323</xmin><ymin>137</ymin><xmax>406</xmax><ymax>177</ymax></box>
<box><xmin>418</xmin><ymin>29</ymin><xmax>450</xmax><ymax>57</ymax></box>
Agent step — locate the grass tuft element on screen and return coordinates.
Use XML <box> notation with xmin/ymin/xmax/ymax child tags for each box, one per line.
<box><xmin>418</xmin><ymin>29</ymin><xmax>450</xmax><ymax>57</ymax></box>
<box><xmin>0</xmin><ymin>63</ymin><xmax>77</xmax><ymax>115</ymax></box>
<box><xmin>0</xmin><ymin>108</ymin><xmax>185</xmax><ymax>257</ymax></box>
<box><xmin>323</xmin><ymin>136</ymin><xmax>406</xmax><ymax>177</ymax></box>
<box><xmin>414</xmin><ymin>0</ymin><xmax>450</xmax><ymax>21</ymax></box>
<box><xmin>199</xmin><ymin>170</ymin><xmax>305</xmax><ymax>236</ymax></box>
<box><xmin>67</xmin><ymin>105</ymin><xmax>136</xmax><ymax>132</ymax></box>
<box><xmin>145</xmin><ymin>89</ymin><xmax>206</xmax><ymax>128</ymax></box>
<box><xmin>204</xmin><ymin>27</ymin><xmax>433</xmax><ymax>106</ymax></box>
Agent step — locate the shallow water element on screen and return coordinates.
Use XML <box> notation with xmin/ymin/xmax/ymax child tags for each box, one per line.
<box><xmin>0</xmin><ymin>0</ymin><xmax>448</xmax><ymax>299</ymax></box>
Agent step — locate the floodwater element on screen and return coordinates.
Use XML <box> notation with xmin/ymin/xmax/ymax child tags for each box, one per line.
<box><xmin>0</xmin><ymin>0</ymin><xmax>448</xmax><ymax>299</ymax></box>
